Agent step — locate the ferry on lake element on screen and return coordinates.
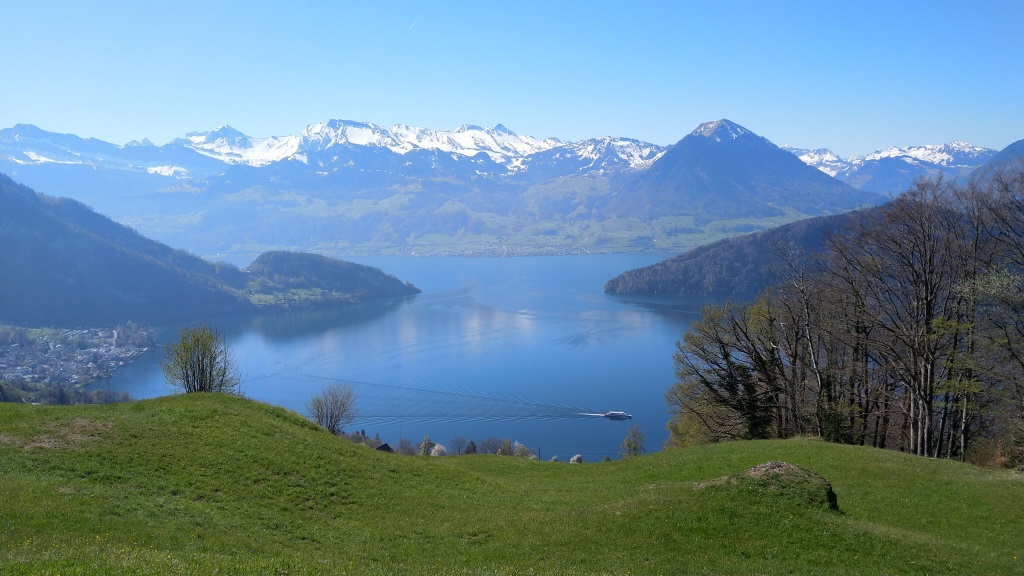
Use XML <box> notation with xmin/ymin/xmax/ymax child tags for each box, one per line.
<box><xmin>601</xmin><ymin>411</ymin><xmax>632</xmax><ymax>420</ymax></box>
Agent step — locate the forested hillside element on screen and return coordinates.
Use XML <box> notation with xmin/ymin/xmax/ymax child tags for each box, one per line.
<box><xmin>0</xmin><ymin>175</ymin><xmax>419</xmax><ymax>327</ymax></box>
<box><xmin>604</xmin><ymin>212</ymin><xmax>859</xmax><ymax>296</ymax></box>
<box><xmin>667</xmin><ymin>165</ymin><xmax>1024</xmax><ymax>466</ymax></box>
<box><xmin>245</xmin><ymin>251</ymin><xmax>418</xmax><ymax>300</ymax></box>
<box><xmin>0</xmin><ymin>174</ymin><xmax>249</xmax><ymax>326</ymax></box>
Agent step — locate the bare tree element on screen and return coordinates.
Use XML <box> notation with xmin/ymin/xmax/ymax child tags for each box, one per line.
<box><xmin>666</xmin><ymin>174</ymin><xmax>1017</xmax><ymax>460</ymax></box>
<box><xmin>449</xmin><ymin>435</ymin><xmax>469</xmax><ymax>455</ymax></box>
<box><xmin>307</xmin><ymin>383</ymin><xmax>357</xmax><ymax>435</ymax></box>
<box><xmin>480</xmin><ymin>437</ymin><xmax>503</xmax><ymax>454</ymax></box>
<box><xmin>825</xmin><ymin>179</ymin><xmax>976</xmax><ymax>456</ymax></box>
<box><xmin>396</xmin><ymin>438</ymin><xmax>416</xmax><ymax>455</ymax></box>
<box><xmin>162</xmin><ymin>323</ymin><xmax>240</xmax><ymax>394</ymax></box>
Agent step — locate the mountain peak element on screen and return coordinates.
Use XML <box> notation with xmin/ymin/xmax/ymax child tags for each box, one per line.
<box><xmin>691</xmin><ymin>119</ymin><xmax>751</xmax><ymax>141</ymax></box>
<box><xmin>491</xmin><ymin>123</ymin><xmax>512</xmax><ymax>135</ymax></box>
<box><xmin>210</xmin><ymin>124</ymin><xmax>245</xmax><ymax>138</ymax></box>
<box><xmin>185</xmin><ymin>125</ymin><xmax>249</xmax><ymax>145</ymax></box>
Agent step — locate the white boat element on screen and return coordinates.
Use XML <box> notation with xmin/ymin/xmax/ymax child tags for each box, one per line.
<box><xmin>602</xmin><ymin>411</ymin><xmax>632</xmax><ymax>420</ymax></box>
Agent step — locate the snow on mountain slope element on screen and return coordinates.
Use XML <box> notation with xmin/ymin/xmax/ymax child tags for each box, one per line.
<box><xmin>385</xmin><ymin>122</ymin><xmax>561</xmax><ymax>162</ymax></box>
<box><xmin>785</xmin><ymin>141</ymin><xmax>995</xmax><ymax>181</ymax></box>
<box><xmin>439</xmin><ymin>123</ymin><xmax>562</xmax><ymax>162</ymax></box>
<box><xmin>519</xmin><ymin>137</ymin><xmax>666</xmax><ymax>175</ymax></box>
<box><xmin>7</xmin><ymin>119</ymin><xmax>997</xmax><ymax>190</ymax></box>
<box><xmin>183</xmin><ymin>120</ymin><xmax>564</xmax><ymax>166</ymax></box>
<box><xmin>691</xmin><ymin>119</ymin><xmax>752</xmax><ymax>142</ymax></box>
<box><xmin>781</xmin><ymin>146</ymin><xmax>853</xmax><ymax>178</ymax></box>
<box><xmin>854</xmin><ymin>141</ymin><xmax>995</xmax><ymax>167</ymax></box>
<box><xmin>568</xmin><ymin>137</ymin><xmax>666</xmax><ymax>170</ymax></box>
<box><xmin>0</xmin><ymin>121</ymin><xmax>594</xmax><ymax>178</ymax></box>
<box><xmin>181</xmin><ymin>125</ymin><xmax>301</xmax><ymax>166</ymax></box>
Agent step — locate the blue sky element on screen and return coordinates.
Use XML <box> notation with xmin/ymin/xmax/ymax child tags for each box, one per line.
<box><xmin>2</xmin><ymin>1</ymin><xmax>1022</xmax><ymax>157</ymax></box>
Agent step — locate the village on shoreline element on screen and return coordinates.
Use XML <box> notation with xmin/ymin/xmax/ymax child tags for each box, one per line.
<box><xmin>0</xmin><ymin>324</ymin><xmax>155</xmax><ymax>390</ymax></box>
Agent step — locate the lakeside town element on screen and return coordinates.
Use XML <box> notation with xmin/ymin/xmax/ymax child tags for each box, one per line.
<box><xmin>0</xmin><ymin>324</ymin><xmax>155</xmax><ymax>390</ymax></box>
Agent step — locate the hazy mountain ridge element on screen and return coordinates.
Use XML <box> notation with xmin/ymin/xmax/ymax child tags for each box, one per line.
<box><xmin>0</xmin><ymin>174</ymin><xmax>419</xmax><ymax>327</ymax></box>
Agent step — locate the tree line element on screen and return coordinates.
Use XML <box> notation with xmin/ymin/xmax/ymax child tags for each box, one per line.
<box><xmin>667</xmin><ymin>164</ymin><xmax>1024</xmax><ymax>466</ymax></box>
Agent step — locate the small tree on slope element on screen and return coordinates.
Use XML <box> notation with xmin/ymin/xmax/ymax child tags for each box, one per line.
<box><xmin>162</xmin><ymin>323</ymin><xmax>240</xmax><ymax>394</ymax></box>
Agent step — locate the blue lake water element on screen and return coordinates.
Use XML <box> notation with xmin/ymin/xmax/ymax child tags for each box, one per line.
<box><xmin>99</xmin><ymin>253</ymin><xmax>712</xmax><ymax>460</ymax></box>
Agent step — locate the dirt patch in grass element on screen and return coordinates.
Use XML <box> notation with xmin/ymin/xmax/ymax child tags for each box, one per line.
<box><xmin>1</xmin><ymin>419</ymin><xmax>115</xmax><ymax>450</ymax></box>
<box><xmin>0</xmin><ymin>434</ymin><xmax>23</xmax><ymax>446</ymax></box>
<box><xmin>746</xmin><ymin>460</ymin><xmax>802</xmax><ymax>477</ymax></box>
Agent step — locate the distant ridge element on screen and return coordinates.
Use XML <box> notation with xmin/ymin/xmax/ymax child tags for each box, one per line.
<box><xmin>0</xmin><ymin>174</ymin><xmax>418</xmax><ymax>327</ymax></box>
<box><xmin>604</xmin><ymin>211</ymin><xmax>861</xmax><ymax>296</ymax></box>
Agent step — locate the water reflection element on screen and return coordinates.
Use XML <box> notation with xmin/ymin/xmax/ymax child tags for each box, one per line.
<box><xmin>99</xmin><ymin>253</ymin><xmax>711</xmax><ymax>460</ymax></box>
<box><xmin>231</xmin><ymin>296</ymin><xmax>415</xmax><ymax>342</ymax></box>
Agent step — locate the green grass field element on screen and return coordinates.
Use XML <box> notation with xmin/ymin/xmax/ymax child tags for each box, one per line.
<box><xmin>2</xmin><ymin>394</ymin><xmax>1021</xmax><ymax>574</ymax></box>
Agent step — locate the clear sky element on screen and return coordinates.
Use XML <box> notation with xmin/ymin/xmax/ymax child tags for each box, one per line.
<box><xmin>2</xmin><ymin>1</ymin><xmax>1022</xmax><ymax>157</ymax></box>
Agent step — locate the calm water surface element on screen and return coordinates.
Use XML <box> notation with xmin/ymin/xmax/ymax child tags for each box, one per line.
<box><xmin>101</xmin><ymin>254</ymin><xmax>711</xmax><ymax>460</ymax></box>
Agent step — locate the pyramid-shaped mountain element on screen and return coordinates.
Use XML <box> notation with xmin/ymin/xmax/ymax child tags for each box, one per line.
<box><xmin>606</xmin><ymin>120</ymin><xmax>884</xmax><ymax>222</ymax></box>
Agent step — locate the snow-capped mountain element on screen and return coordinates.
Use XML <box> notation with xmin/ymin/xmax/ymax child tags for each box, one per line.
<box><xmin>176</xmin><ymin>120</ymin><xmax>566</xmax><ymax>167</ymax></box>
<box><xmin>0</xmin><ymin>120</ymin><xmax>568</xmax><ymax>173</ymax></box>
<box><xmin>555</xmin><ymin>137</ymin><xmax>666</xmax><ymax>171</ymax></box>
<box><xmin>0</xmin><ymin>123</ymin><xmax>228</xmax><ymax>178</ymax></box>
<box><xmin>514</xmin><ymin>137</ymin><xmax>666</xmax><ymax>180</ymax></box>
<box><xmin>2</xmin><ymin>116</ymin><xmax>1017</xmax><ymax>259</ymax></box>
<box><xmin>690</xmin><ymin>119</ymin><xmax>754</xmax><ymax>142</ymax></box>
<box><xmin>780</xmin><ymin>146</ymin><xmax>854</xmax><ymax>178</ymax></box>
<box><xmin>855</xmin><ymin>141</ymin><xmax>995</xmax><ymax>168</ymax></box>
<box><xmin>180</xmin><ymin>125</ymin><xmax>301</xmax><ymax>167</ymax></box>
<box><xmin>785</xmin><ymin>141</ymin><xmax>997</xmax><ymax>194</ymax></box>
<box><xmin>296</xmin><ymin>121</ymin><xmax>562</xmax><ymax>164</ymax></box>
<box><xmin>610</xmin><ymin>119</ymin><xmax>881</xmax><ymax>221</ymax></box>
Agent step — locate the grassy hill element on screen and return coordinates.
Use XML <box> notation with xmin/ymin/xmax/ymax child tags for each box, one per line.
<box><xmin>1</xmin><ymin>394</ymin><xmax>1021</xmax><ymax>575</ymax></box>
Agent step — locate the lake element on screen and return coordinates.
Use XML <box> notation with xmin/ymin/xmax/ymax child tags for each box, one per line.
<box><xmin>98</xmin><ymin>253</ymin><xmax>712</xmax><ymax>460</ymax></box>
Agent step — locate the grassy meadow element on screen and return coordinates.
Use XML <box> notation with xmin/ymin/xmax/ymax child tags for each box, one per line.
<box><xmin>1</xmin><ymin>393</ymin><xmax>1021</xmax><ymax>574</ymax></box>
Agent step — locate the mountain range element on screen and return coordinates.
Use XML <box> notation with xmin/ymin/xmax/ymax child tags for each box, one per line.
<box><xmin>0</xmin><ymin>119</ymin><xmax>890</xmax><ymax>260</ymax></box>
<box><xmin>782</xmin><ymin>141</ymin><xmax>996</xmax><ymax>195</ymax></box>
<box><xmin>2</xmin><ymin>119</ymin><xmax>996</xmax><ymax>192</ymax></box>
<box><xmin>605</xmin><ymin>141</ymin><xmax>1024</xmax><ymax>297</ymax></box>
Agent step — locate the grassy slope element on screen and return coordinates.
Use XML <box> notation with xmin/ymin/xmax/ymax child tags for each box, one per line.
<box><xmin>1</xmin><ymin>394</ymin><xmax>1021</xmax><ymax>575</ymax></box>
